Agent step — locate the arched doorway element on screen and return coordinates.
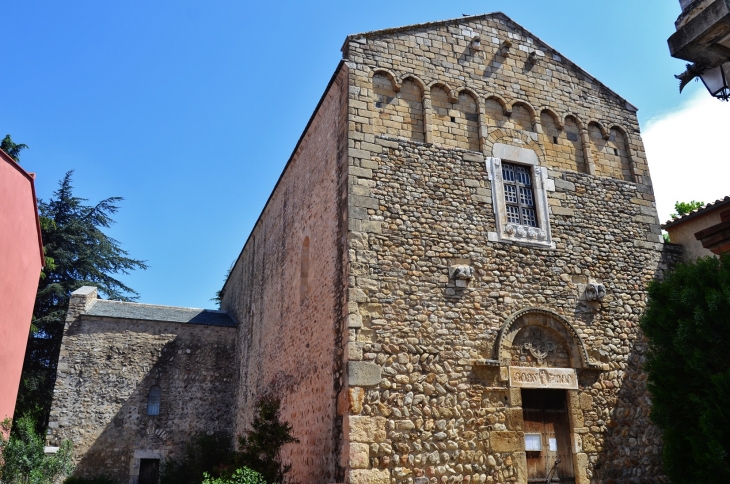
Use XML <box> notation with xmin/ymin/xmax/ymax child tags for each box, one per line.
<box><xmin>495</xmin><ymin>308</ymin><xmax>601</xmax><ymax>483</ymax></box>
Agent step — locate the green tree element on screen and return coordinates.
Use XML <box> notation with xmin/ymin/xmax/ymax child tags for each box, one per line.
<box><xmin>640</xmin><ymin>254</ymin><xmax>730</xmax><ymax>483</ymax></box>
<box><xmin>234</xmin><ymin>396</ymin><xmax>299</xmax><ymax>484</ymax></box>
<box><xmin>15</xmin><ymin>171</ymin><xmax>147</xmax><ymax>432</ymax></box>
<box><xmin>1</xmin><ymin>134</ymin><xmax>29</xmax><ymax>163</ymax></box>
<box><xmin>0</xmin><ymin>416</ymin><xmax>74</xmax><ymax>483</ymax></box>
<box><xmin>671</xmin><ymin>200</ymin><xmax>704</xmax><ymax>219</ymax></box>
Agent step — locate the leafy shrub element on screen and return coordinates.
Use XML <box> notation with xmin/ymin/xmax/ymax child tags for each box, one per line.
<box><xmin>160</xmin><ymin>432</ymin><xmax>234</xmax><ymax>484</ymax></box>
<box><xmin>63</xmin><ymin>476</ymin><xmax>115</xmax><ymax>484</ymax></box>
<box><xmin>159</xmin><ymin>396</ymin><xmax>298</xmax><ymax>484</ymax></box>
<box><xmin>0</xmin><ymin>415</ymin><xmax>73</xmax><ymax>483</ymax></box>
<box><xmin>233</xmin><ymin>396</ymin><xmax>299</xmax><ymax>484</ymax></box>
<box><xmin>641</xmin><ymin>254</ymin><xmax>730</xmax><ymax>482</ymax></box>
<box><xmin>202</xmin><ymin>467</ymin><xmax>266</xmax><ymax>484</ymax></box>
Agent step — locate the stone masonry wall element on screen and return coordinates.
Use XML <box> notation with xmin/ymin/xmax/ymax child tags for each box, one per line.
<box><xmin>219</xmin><ymin>64</ymin><xmax>349</xmax><ymax>483</ymax></box>
<box><xmin>47</xmin><ymin>296</ymin><xmax>236</xmax><ymax>482</ymax></box>
<box><xmin>341</xmin><ymin>14</ymin><xmax>666</xmax><ymax>484</ymax></box>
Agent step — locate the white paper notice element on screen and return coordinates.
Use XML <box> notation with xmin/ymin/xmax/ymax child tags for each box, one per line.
<box><xmin>525</xmin><ymin>434</ymin><xmax>542</xmax><ymax>451</ymax></box>
<box><xmin>549</xmin><ymin>438</ymin><xmax>557</xmax><ymax>451</ymax></box>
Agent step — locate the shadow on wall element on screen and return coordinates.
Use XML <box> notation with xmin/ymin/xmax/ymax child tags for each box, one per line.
<box><xmin>586</xmin><ymin>260</ymin><xmax>674</xmax><ymax>484</ymax></box>
<box><xmin>590</xmin><ymin>340</ymin><xmax>666</xmax><ymax>484</ymax></box>
<box><xmin>53</xmin><ymin>321</ymin><xmax>236</xmax><ymax>483</ymax></box>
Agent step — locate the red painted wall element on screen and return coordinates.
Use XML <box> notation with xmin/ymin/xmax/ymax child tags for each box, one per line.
<box><xmin>0</xmin><ymin>151</ymin><xmax>43</xmax><ymax>434</ymax></box>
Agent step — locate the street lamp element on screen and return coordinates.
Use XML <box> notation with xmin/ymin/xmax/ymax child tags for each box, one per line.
<box><xmin>698</xmin><ymin>62</ymin><xmax>730</xmax><ymax>101</ymax></box>
<box><xmin>668</xmin><ymin>0</ymin><xmax>730</xmax><ymax>101</ymax></box>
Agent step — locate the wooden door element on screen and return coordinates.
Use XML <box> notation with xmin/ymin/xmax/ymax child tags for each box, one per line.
<box><xmin>138</xmin><ymin>459</ymin><xmax>160</xmax><ymax>484</ymax></box>
<box><xmin>522</xmin><ymin>389</ymin><xmax>575</xmax><ymax>483</ymax></box>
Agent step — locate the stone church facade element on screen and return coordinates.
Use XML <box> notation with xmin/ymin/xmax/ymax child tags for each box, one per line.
<box><xmin>48</xmin><ymin>13</ymin><xmax>677</xmax><ymax>484</ymax></box>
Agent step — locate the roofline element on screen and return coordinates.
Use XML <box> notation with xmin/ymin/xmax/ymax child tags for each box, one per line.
<box><xmin>0</xmin><ymin>149</ymin><xmax>45</xmax><ymax>267</ymax></box>
<box><xmin>344</xmin><ymin>12</ymin><xmax>637</xmax><ymax>112</ymax></box>
<box><xmin>663</xmin><ymin>196</ymin><xmax>730</xmax><ymax>229</ymax></box>
<box><xmin>77</xmin><ymin>312</ymin><xmax>236</xmax><ymax>327</ymax></box>
<box><xmin>220</xmin><ymin>60</ymin><xmax>347</xmax><ymax>298</ymax></box>
<box><xmin>89</xmin><ymin>298</ymin><xmax>224</xmax><ymax>312</ymax></box>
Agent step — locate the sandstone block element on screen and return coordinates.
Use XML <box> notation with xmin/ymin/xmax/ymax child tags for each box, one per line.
<box><xmin>490</xmin><ymin>431</ymin><xmax>524</xmax><ymax>452</ymax></box>
<box><xmin>575</xmin><ymin>452</ymin><xmax>589</xmax><ymax>484</ymax></box>
<box><xmin>348</xmin><ymin>313</ymin><xmax>363</xmax><ymax>329</ymax></box>
<box><xmin>349</xmin><ymin>387</ymin><xmax>365</xmax><ymax>414</ymax></box>
<box><xmin>504</xmin><ymin>408</ymin><xmax>523</xmax><ymax>431</ymax></box>
<box><xmin>348</xmin><ymin>415</ymin><xmax>387</xmax><ymax>443</ymax></box>
<box><xmin>554</xmin><ymin>179</ymin><xmax>576</xmax><ymax>191</ymax></box>
<box><xmin>462</xmin><ymin>152</ymin><xmax>485</xmax><ymax>162</ymax></box>
<box><xmin>551</xmin><ymin>206</ymin><xmax>575</xmax><ymax>216</ymax></box>
<box><xmin>350</xmin><ymin>468</ymin><xmax>390</xmax><ymax>484</ymax></box>
<box><xmin>349</xmin><ymin>442</ymin><xmax>371</xmax><ymax>469</ymax></box>
<box><xmin>348</xmin><ymin>361</ymin><xmax>381</xmax><ymax>386</ymax></box>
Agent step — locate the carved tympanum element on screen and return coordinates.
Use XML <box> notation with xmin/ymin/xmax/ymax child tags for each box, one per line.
<box><xmin>511</xmin><ymin>327</ymin><xmax>570</xmax><ymax>368</ymax></box>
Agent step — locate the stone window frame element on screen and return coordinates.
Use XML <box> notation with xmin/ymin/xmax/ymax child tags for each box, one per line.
<box><xmin>486</xmin><ymin>144</ymin><xmax>555</xmax><ymax>248</ymax></box>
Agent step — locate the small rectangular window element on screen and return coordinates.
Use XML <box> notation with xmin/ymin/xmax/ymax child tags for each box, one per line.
<box><xmin>502</xmin><ymin>162</ymin><xmax>538</xmax><ymax>227</ymax></box>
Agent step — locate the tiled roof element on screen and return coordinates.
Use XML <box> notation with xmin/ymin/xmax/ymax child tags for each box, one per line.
<box><xmin>662</xmin><ymin>196</ymin><xmax>730</xmax><ymax>229</ymax></box>
<box><xmin>83</xmin><ymin>299</ymin><xmax>236</xmax><ymax>327</ymax></box>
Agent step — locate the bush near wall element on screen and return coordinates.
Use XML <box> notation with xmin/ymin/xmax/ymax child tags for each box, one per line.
<box><xmin>202</xmin><ymin>468</ymin><xmax>266</xmax><ymax>484</ymax></box>
<box><xmin>0</xmin><ymin>416</ymin><xmax>73</xmax><ymax>484</ymax></box>
<box><xmin>641</xmin><ymin>254</ymin><xmax>730</xmax><ymax>483</ymax></box>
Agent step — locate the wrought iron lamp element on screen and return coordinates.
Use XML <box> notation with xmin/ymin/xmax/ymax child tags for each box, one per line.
<box><xmin>698</xmin><ymin>62</ymin><xmax>730</xmax><ymax>101</ymax></box>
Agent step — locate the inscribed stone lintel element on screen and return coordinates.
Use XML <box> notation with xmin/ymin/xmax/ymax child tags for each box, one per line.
<box><xmin>508</xmin><ymin>366</ymin><xmax>578</xmax><ymax>390</ymax></box>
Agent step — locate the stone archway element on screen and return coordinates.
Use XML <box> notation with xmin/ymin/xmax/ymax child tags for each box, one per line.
<box><xmin>495</xmin><ymin>307</ymin><xmax>600</xmax><ymax>370</ymax></box>
<box><xmin>494</xmin><ymin>308</ymin><xmax>599</xmax><ymax>484</ymax></box>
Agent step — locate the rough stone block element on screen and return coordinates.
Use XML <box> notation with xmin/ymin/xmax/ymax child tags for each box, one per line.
<box><xmin>554</xmin><ymin>179</ymin><xmax>576</xmax><ymax>191</ymax></box>
<box><xmin>350</xmin><ymin>468</ymin><xmax>390</xmax><ymax>484</ymax></box>
<box><xmin>551</xmin><ymin>206</ymin><xmax>575</xmax><ymax>216</ymax></box>
<box><xmin>575</xmin><ymin>452</ymin><xmax>590</xmax><ymax>484</ymax></box>
<box><xmin>348</xmin><ymin>415</ymin><xmax>387</xmax><ymax>442</ymax></box>
<box><xmin>349</xmin><ymin>387</ymin><xmax>365</xmax><ymax>414</ymax></box>
<box><xmin>350</xmin><ymin>195</ymin><xmax>379</xmax><ymax>209</ymax></box>
<box><xmin>462</xmin><ymin>152</ymin><xmax>485</xmax><ymax>162</ymax></box>
<box><xmin>348</xmin><ymin>313</ymin><xmax>363</xmax><ymax>328</ymax></box>
<box><xmin>348</xmin><ymin>342</ymin><xmax>364</xmax><ymax>360</ymax></box>
<box><xmin>490</xmin><ymin>431</ymin><xmax>524</xmax><ymax>452</ymax></box>
<box><xmin>348</xmin><ymin>361</ymin><xmax>382</xmax><ymax>386</ymax></box>
<box><xmin>360</xmin><ymin>221</ymin><xmax>382</xmax><ymax>233</ymax></box>
<box><xmin>349</xmin><ymin>148</ymin><xmax>372</xmax><ymax>159</ymax></box>
<box><xmin>349</xmin><ymin>442</ymin><xmax>371</xmax><ymax>469</ymax></box>
<box><xmin>504</xmin><ymin>408</ymin><xmax>523</xmax><ymax>431</ymax></box>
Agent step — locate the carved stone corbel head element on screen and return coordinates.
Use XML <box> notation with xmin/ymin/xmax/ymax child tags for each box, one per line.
<box><xmin>585</xmin><ymin>283</ymin><xmax>606</xmax><ymax>301</ymax></box>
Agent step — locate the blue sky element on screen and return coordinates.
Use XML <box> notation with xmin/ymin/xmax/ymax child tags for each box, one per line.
<box><xmin>3</xmin><ymin>0</ymin><xmax>726</xmax><ymax>308</ymax></box>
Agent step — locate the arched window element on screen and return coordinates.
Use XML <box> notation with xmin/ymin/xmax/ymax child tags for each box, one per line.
<box><xmin>147</xmin><ymin>386</ymin><xmax>161</xmax><ymax>416</ymax></box>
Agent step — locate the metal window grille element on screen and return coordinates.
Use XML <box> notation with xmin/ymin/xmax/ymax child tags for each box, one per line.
<box><xmin>502</xmin><ymin>162</ymin><xmax>538</xmax><ymax>227</ymax></box>
<box><xmin>147</xmin><ymin>386</ymin><xmax>161</xmax><ymax>416</ymax></box>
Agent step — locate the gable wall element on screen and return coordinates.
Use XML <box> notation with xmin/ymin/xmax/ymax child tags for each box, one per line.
<box><xmin>341</xmin><ymin>15</ymin><xmax>668</xmax><ymax>484</ymax></box>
